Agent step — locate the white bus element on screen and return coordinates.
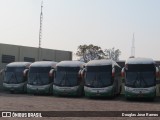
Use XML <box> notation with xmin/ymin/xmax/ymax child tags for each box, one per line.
<box><xmin>27</xmin><ymin>61</ymin><xmax>57</xmax><ymax>94</ymax></box>
<box><xmin>82</xmin><ymin>59</ymin><xmax>122</xmax><ymax>98</ymax></box>
<box><xmin>3</xmin><ymin>62</ymin><xmax>31</xmax><ymax>93</ymax></box>
<box><xmin>121</xmin><ymin>57</ymin><xmax>159</xmax><ymax>100</ymax></box>
<box><xmin>53</xmin><ymin>61</ymin><xmax>84</xmax><ymax>96</ymax></box>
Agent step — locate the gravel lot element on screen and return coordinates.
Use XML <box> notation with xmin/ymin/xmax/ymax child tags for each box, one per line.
<box><xmin>0</xmin><ymin>92</ymin><xmax>160</xmax><ymax>120</ymax></box>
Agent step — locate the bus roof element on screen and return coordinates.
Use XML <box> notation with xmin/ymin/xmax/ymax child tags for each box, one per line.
<box><xmin>86</xmin><ymin>59</ymin><xmax>120</xmax><ymax>67</ymax></box>
<box><xmin>56</xmin><ymin>61</ymin><xmax>84</xmax><ymax>67</ymax></box>
<box><xmin>125</xmin><ymin>57</ymin><xmax>155</xmax><ymax>65</ymax></box>
<box><xmin>30</xmin><ymin>61</ymin><xmax>57</xmax><ymax>68</ymax></box>
<box><xmin>6</xmin><ymin>62</ymin><xmax>31</xmax><ymax>67</ymax></box>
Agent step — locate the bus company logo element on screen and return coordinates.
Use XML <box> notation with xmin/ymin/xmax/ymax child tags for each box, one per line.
<box><xmin>1</xmin><ymin>112</ymin><xmax>42</xmax><ymax>118</ymax></box>
<box><xmin>2</xmin><ymin>112</ymin><xmax>11</xmax><ymax>117</ymax></box>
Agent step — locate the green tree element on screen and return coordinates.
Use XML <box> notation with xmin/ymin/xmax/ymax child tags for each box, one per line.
<box><xmin>104</xmin><ymin>47</ymin><xmax>121</xmax><ymax>61</ymax></box>
<box><xmin>76</xmin><ymin>44</ymin><xmax>104</xmax><ymax>62</ymax></box>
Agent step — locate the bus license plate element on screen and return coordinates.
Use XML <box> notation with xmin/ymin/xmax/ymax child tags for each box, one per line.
<box><xmin>63</xmin><ymin>90</ymin><xmax>68</xmax><ymax>94</ymax></box>
<box><xmin>96</xmin><ymin>91</ymin><xmax>100</xmax><ymax>96</ymax></box>
<box><xmin>139</xmin><ymin>91</ymin><xmax>143</xmax><ymax>97</ymax></box>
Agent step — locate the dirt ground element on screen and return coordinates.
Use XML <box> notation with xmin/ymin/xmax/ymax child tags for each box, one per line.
<box><xmin>0</xmin><ymin>92</ymin><xmax>160</xmax><ymax>120</ymax></box>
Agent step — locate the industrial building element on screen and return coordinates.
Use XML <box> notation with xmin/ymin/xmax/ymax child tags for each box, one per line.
<box><xmin>0</xmin><ymin>43</ymin><xmax>72</xmax><ymax>90</ymax></box>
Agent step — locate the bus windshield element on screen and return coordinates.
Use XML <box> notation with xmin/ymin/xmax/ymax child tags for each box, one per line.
<box><xmin>54</xmin><ymin>67</ymin><xmax>80</xmax><ymax>87</ymax></box>
<box><xmin>28</xmin><ymin>67</ymin><xmax>52</xmax><ymax>85</ymax></box>
<box><xmin>85</xmin><ymin>65</ymin><xmax>112</xmax><ymax>88</ymax></box>
<box><xmin>125</xmin><ymin>64</ymin><xmax>156</xmax><ymax>87</ymax></box>
<box><xmin>4</xmin><ymin>67</ymin><xmax>25</xmax><ymax>84</ymax></box>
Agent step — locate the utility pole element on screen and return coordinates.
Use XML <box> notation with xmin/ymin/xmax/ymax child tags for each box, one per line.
<box><xmin>38</xmin><ymin>0</ymin><xmax>43</xmax><ymax>60</ymax></box>
<box><xmin>131</xmin><ymin>33</ymin><xmax>135</xmax><ymax>58</ymax></box>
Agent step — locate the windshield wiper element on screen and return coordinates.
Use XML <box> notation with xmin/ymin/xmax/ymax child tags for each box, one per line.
<box><xmin>90</xmin><ymin>74</ymin><xmax>97</xmax><ymax>87</ymax></box>
<box><xmin>98</xmin><ymin>74</ymin><xmax>105</xmax><ymax>87</ymax></box>
<box><xmin>65</xmin><ymin>73</ymin><xmax>73</xmax><ymax>87</ymax></box>
<box><xmin>59</xmin><ymin>72</ymin><xmax>70</xmax><ymax>86</ymax></box>
<box><xmin>140</xmin><ymin>73</ymin><xmax>148</xmax><ymax>87</ymax></box>
<box><xmin>31</xmin><ymin>73</ymin><xmax>37</xmax><ymax>84</ymax></box>
<box><xmin>37</xmin><ymin>73</ymin><xmax>44</xmax><ymax>85</ymax></box>
<box><xmin>133</xmin><ymin>72</ymin><xmax>139</xmax><ymax>87</ymax></box>
<box><xmin>132</xmin><ymin>72</ymin><xmax>148</xmax><ymax>87</ymax></box>
<box><xmin>91</xmin><ymin>73</ymin><xmax>104</xmax><ymax>88</ymax></box>
<box><xmin>58</xmin><ymin>73</ymin><xmax>65</xmax><ymax>86</ymax></box>
<box><xmin>9</xmin><ymin>72</ymin><xmax>18</xmax><ymax>84</ymax></box>
<box><xmin>31</xmin><ymin>73</ymin><xmax>43</xmax><ymax>85</ymax></box>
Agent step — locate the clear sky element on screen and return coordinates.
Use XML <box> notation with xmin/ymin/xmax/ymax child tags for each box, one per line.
<box><xmin>0</xmin><ymin>0</ymin><xmax>160</xmax><ymax>60</ymax></box>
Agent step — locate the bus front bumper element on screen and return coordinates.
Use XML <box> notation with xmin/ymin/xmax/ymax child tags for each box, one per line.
<box><xmin>124</xmin><ymin>86</ymin><xmax>156</xmax><ymax>98</ymax></box>
<box><xmin>27</xmin><ymin>84</ymin><xmax>52</xmax><ymax>94</ymax></box>
<box><xmin>84</xmin><ymin>86</ymin><xmax>114</xmax><ymax>97</ymax></box>
<box><xmin>53</xmin><ymin>85</ymin><xmax>83</xmax><ymax>96</ymax></box>
<box><xmin>3</xmin><ymin>82</ymin><xmax>26</xmax><ymax>92</ymax></box>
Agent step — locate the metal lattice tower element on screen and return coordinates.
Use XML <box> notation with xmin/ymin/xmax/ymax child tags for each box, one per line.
<box><xmin>38</xmin><ymin>0</ymin><xmax>43</xmax><ymax>60</ymax></box>
<box><xmin>39</xmin><ymin>0</ymin><xmax>43</xmax><ymax>48</ymax></box>
<box><xmin>131</xmin><ymin>33</ymin><xmax>135</xmax><ymax>57</ymax></box>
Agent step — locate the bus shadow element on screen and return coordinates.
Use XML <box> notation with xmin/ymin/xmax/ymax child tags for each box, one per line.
<box><xmin>83</xmin><ymin>94</ymin><xmax>123</xmax><ymax>101</ymax></box>
<box><xmin>84</xmin><ymin>94</ymin><xmax>160</xmax><ymax>103</ymax></box>
<box><xmin>117</xmin><ymin>95</ymin><xmax>160</xmax><ymax>104</ymax></box>
<box><xmin>53</xmin><ymin>94</ymin><xmax>84</xmax><ymax>99</ymax></box>
<box><xmin>1</xmin><ymin>91</ymin><xmax>160</xmax><ymax>103</ymax></box>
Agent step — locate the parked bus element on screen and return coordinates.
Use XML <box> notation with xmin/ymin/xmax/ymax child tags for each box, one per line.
<box><xmin>53</xmin><ymin>61</ymin><xmax>84</xmax><ymax>96</ymax></box>
<box><xmin>121</xmin><ymin>57</ymin><xmax>159</xmax><ymax>99</ymax></box>
<box><xmin>3</xmin><ymin>62</ymin><xmax>31</xmax><ymax>93</ymax></box>
<box><xmin>27</xmin><ymin>61</ymin><xmax>57</xmax><ymax>94</ymax></box>
<box><xmin>82</xmin><ymin>59</ymin><xmax>122</xmax><ymax>97</ymax></box>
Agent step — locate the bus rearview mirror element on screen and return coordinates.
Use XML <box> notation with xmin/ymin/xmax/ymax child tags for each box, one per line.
<box><xmin>112</xmin><ymin>68</ymin><xmax>115</xmax><ymax>77</ymax></box>
<box><xmin>80</xmin><ymin>68</ymin><xmax>86</xmax><ymax>78</ymax></box>
<box><xmin>49</xmin><ymin>69</ymin><xmax>55</xmax><ymax>77</ymax></box>
<box><xmin>121</xmin><ymin>67</ymin><xmax>125</xmax><ymax>77</ymax></box>
<box><xmin>23</xmin><ymin>69</ymin><xmax>29</xmax><ymax>77</ymax></box>
<box><xmin>156</xmin><ymin>67</ymin><xmax>159</xmax><ymax>77</ymax></box>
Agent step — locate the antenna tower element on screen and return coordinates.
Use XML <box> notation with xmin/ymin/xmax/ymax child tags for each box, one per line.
<box><xmin>131</xmin><ymin>33</ymin><xmax>135</xmax><ymax>57</ymax></box>
<box><xmin>39</xmin><ymin>0</ymin><xmax>43</xmax><ymax>48</ymax></box>
<box><xmin>38</xmin><ymin>0</ymin><xmax>43</xmax><ymax>60</ymax></box>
